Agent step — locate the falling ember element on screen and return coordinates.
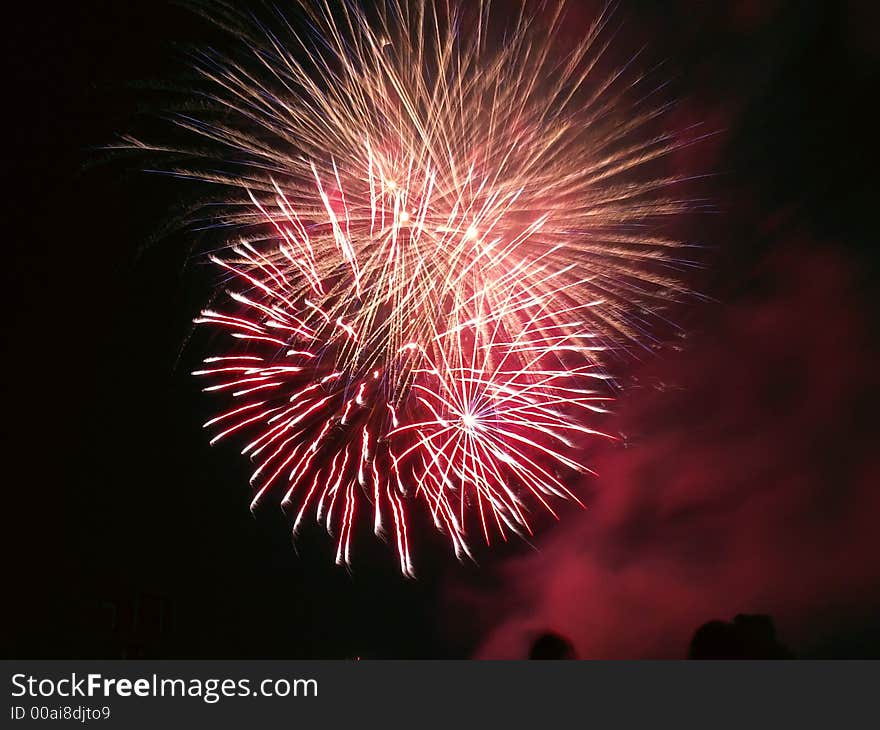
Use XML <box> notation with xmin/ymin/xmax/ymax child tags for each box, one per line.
<box><xmin>125</xmin><ymin>0</ymin><xmax>696</xmax><ymax>573</ymax></box>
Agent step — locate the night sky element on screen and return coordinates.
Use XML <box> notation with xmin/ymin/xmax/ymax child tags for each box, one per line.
<box><xmin>4</xmin><ymin>0</ymin><xmax>879</xmax><ymax>659</ymax></box>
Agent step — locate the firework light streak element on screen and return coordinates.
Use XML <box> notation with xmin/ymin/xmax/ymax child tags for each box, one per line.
<box><xmin>127</xmin><ymin>0</ymin><xmax>694</xmax><ymax>573</ymax></box>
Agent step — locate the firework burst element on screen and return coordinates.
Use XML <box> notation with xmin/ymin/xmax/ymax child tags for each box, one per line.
<box><xmin>125</xmin><ymin>0</ymin><xmax>694</xmax><ymax>572</ymax></box>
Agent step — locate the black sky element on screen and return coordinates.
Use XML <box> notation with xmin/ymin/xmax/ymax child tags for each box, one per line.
<box><xmin>3</xmin><ymin>0</ymin><xmax>878</xmax><ymax>659</ymax></box>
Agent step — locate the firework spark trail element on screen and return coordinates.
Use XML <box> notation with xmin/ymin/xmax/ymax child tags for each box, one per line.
<box><xmin>127</xmin><ymin>0</ymin><xmax>691</xmax><ymax>341</ymax></box>
<box><xmin>193</xmin><ymin>204</ymin><xmax>614</xmax><ymax>574</ymax></box>
<box><xmin>125</xmin><ymin>0</ymin><xmax>695</xmax><ymax>572</ymax></box>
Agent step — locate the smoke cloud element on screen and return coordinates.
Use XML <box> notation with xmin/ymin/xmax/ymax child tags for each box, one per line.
<box><xmin>449</xmin><ymin>246</ymin><xmax>880</xmax><ymax>658</ymax></box>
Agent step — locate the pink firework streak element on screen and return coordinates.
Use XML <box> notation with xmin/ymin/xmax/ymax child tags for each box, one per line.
<box><xmin>194</xmin><ymin>179</ymin><xmax>615</xmax><ymax>575</ymax></box>
<box><xmin>118</xmin><ymin>0</ymin><xmax>697</xmax><ymax>573</ymax></box>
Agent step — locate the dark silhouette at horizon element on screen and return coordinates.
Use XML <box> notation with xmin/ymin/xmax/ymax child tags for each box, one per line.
<box><xmin>528</xmin><ymin>632</ymin><xmax>577</xmax><ymax>660</ymax></box>
<box><xmin>689</xmin><ymin>614</ymin><xmax>794</xmax><ymax>659</ymax></box>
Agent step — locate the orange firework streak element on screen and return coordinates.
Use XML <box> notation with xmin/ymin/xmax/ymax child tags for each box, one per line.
<box><xmin>126</xmin><ymin>0</ymin><xmax>694</xmax><ymax>573</ymax></box>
